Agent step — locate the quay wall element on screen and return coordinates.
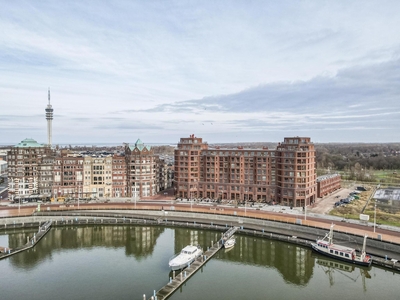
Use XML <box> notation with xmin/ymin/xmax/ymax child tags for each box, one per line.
<box><xmin>1</xmin><ymin>209</ymin><xmax>400</xmax><ymax>257</ymax></box>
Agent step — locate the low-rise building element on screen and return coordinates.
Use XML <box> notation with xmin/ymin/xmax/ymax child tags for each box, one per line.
<box><xmin>316</xmin><ymin>174</ymin><xmax>341</xmax><ymax>198</ymax></box>
<box><xmin>0</xmin><ymin>160</ymin><xmax>7</xmax><ymax>176</ymax></box>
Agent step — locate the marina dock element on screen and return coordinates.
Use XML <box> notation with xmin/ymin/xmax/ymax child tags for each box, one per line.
<box><xmin>0</xmin><ymin>220</ymin><xmax>52</xmax><ymax>260</ymax></box>
<box><xmin>150</xmin><ymin>226</ymin><xmax>238</xmax><ymax>300</ymax></box>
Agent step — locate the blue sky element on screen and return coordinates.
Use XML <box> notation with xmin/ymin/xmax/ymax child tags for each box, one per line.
<box><xmin>1</xmin><ymin>1</ymin><xmax>400</xmax><ymax>145</ymax></box>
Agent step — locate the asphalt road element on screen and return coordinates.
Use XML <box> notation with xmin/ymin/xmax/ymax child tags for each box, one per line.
<box><xmin>2</xmin><ymin>201</ymin><xmax>400</xmax><ymax>245</ymax></box>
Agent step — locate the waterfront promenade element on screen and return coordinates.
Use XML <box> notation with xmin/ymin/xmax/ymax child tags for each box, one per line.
<box><xmin>2</xmin><ymin>201</ymin><xmax>400</xmax><ymax>245</ymax></box>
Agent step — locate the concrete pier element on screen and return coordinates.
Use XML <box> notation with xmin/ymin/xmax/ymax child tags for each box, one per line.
<box><xmin>151</xmin><ymin>226</ymin><xmax>238</xmax><ymax>300</ymax></box>
<box><xmin>0</xmin><ymin>220</ymin><xmax>52</xmax><ymax>260</ymax></box>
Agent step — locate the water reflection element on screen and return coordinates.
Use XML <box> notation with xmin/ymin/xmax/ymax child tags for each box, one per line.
<box><xmin>6</xmin><ymin>225</ymin><xmax>164</xmax><ymax>269</ymax></box>
<box><xmin>315</xmin><ymin>255</ymin><xmax>372</xmax><ymax>292</ymax></box>
<box><xmin>214</xmin><ymin>235</ymin><xmax>314</xmax><ymax>285</ymax></box>
<box><xmin>2</xmin><ymin>228</ymin><xmax>38</xmax><ymax>249</ymax></box>
<box><xmin>0</xmin><ymin>226</ymin><xmax>381</xmax><ymax>290</ymax></box>
<box><xmin>1</xmin><ymin>226</ymin><xmax>398</xmax><ymax>300</ymax></box>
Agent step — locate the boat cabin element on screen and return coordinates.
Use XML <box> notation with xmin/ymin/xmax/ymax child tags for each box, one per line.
<box><xmin>181</xmin><ymin>245</ymin><xmax>198</xmax><ymax>255</ymax></box>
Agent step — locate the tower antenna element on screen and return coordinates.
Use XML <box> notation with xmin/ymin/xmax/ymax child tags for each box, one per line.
<box><xmin>45</xmin><ymin>88</ymin><xmax>54</xmax><ymax>147</ymax></box>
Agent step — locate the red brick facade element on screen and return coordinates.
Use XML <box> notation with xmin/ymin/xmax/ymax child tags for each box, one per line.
<box><xmin>174</xmin><ymin>135</ymin><xmax>317</xmax><ymax>207</ymax></box>
<box><xmin>316</xmin><ymin>174</ymin><xmax>341</xmax><ymax>198</ymax></box>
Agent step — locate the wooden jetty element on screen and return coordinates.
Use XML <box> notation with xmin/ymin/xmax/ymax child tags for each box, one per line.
<box><xmin>149</xmin><ymin>226</ymin><xmax>239</xmax><ymax>300</ymax></box>
<box><xmin>0</xmin><ymin>220</ymin><xmax>52</xmax><ymax>260</ymax></box>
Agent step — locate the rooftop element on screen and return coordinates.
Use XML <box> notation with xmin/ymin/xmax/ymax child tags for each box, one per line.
<box><xmin>374</xmin><ymin>188</ymin><xmax>400</xmax><ymax>201</ymax></box>
<box><xmin>14</xmin><ymin>138</ymin><xmax>45</xmax><ymax>148</ymax></box>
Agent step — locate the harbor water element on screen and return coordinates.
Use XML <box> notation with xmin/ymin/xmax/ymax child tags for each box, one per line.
<box><xmin>0</xmin><ymin>225</ymin><xmax>399</xmax><ymax>300</ymax></box>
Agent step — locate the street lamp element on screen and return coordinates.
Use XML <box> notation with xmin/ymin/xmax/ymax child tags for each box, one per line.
<box><xmin>304</xmin><ymin>200</ymin><xmax>307</xmax><ymax>221</ymax></box>
<box><xmin>374</xmin><ymin>202</ymin><xmax>377</xmax><ymax>233</ymax></box>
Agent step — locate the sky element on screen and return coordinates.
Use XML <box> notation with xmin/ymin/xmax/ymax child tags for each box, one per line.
<box><xmin>1</xmin><ymin>1</ymin><xmax>400</xmax><ymax>145</ymax></box>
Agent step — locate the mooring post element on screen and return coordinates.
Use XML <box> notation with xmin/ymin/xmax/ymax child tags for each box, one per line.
<box><xmin>173</xmin><ymin>270</ymin><xmax>175</xmax><ymax>278</ymax></box>
<box><xmin>143</xmin><ymin>294</ymin><xmax>146</xmax><ymax>300</ymax></box>
<box><xmin>180</xmin><ymin>272</ymin><xmax>183</xmax><ymax>280</ymax></box>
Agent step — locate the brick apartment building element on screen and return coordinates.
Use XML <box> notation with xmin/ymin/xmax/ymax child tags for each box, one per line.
<box><xmin>275</xmin><ymin>137</ymin><xmax>317</xmax><ymax>207</ymax></box>
<box><xmin>7</xmin><ymin>138</ymin><xmax>171</xmax><ymax>202</ymax></box>
<box><xmin>53</xmin><ymin>150</ymin><xmax>84</xmax><ymax>199</ymax></box>
<box><xmin>125</xmin><ymin>139</ymin><xmax>157</xmax><ymax>199</ymax></box>
<box><xmin>316</xmin><ymin>174</ymin><xmax>341</xmax><ymax>198</ymax></box>
<box><xmin>7</xmin><ymin>138</ymin><xmax>55</xmax><ymax>202</ymax></box>
<box><xmin>112</xmin><ymin>154</ymin><xmax>128</xmax><ymax>198</ymax></box>
<box><xmin>174</xmin><ymin>135</ymin><xmax>317</xmax><ymax>207</ymax></box>
<box><xmin>83</xmin><ymin>155</ymin><xmax>113</xmax><ymax>198</ymax></box>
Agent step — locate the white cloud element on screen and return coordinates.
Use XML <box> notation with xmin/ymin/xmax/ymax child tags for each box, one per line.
<box><xmin>1</xmin><ymin>1</ymin><xmax>400</xmax><ymax>144</ymax></box>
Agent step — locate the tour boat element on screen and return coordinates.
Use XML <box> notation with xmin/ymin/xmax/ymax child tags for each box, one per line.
<box><xmin>224</xmin><ymin>237</ymin><xmax>236</xmax><ymax>249</ymax></box>
<box><xmin>168</xmin><ymin>245</ymin><xmax>203</xmax><ymax>271</ymax></box>
<box><xmin>311</xmin><ymin>224</ymin><xmax>372</xmax><ymax>267</ymax></box>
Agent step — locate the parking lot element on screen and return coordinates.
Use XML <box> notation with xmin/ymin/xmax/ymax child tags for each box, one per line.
<box><xmin>309</xmin><ymin>186</ymin><xmax>358</xmax><ymax>214</ymax></box>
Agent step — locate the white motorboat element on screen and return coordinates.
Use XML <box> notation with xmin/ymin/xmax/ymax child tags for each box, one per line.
<box><xmin>168</xmin><ymin>245</ymin><xmax>203</xmax><ymax>271</ymax></box>
<box><xmin>224</xmin><ymin>237</ymin><xmax>236</xmax><ymax>249</ymax></box>
<box><xmin>311</xmin><ymin>224</ymin><xmax>372</xmax><ymax>267</ymax></box>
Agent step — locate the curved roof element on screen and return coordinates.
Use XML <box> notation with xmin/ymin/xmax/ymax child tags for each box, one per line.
<box><xmin>14</xmin><ymin>138</ymin><xmax>44</xmax><ymax>148</ymax></box>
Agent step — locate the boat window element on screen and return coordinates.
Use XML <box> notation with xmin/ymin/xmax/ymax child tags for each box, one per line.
<box><xmin>340</xmin><ymin>252</ymin><xmax>343</xmax><ymax>256</ymax></box>
<box><xmin>335</xmin><ymin>251</ymin><xmax>338</xmax><ymax>255</ymax></box>
<box><xmin>345</xmin><ymin>254</ymin><xmax>350</xmax><ymax>258</ymax></box>
<box><xmin>330</xmin><ymin>250</ymin><xmax>333</xmax><ymax>254</ymax></box>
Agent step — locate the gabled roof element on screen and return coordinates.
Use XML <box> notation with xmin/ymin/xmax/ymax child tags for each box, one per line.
<box><xmin>128</xmin><ymin>138</ymin><xmax>151</xmax><ymax>152</ymax></box>
<box><xmin>14</xmin><ymin>138</ymin><xmax>44</xmax><ymax>148</ymax></box>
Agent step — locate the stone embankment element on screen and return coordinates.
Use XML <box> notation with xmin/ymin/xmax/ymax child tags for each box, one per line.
<box><xmin>1</xmin><ymin>209</ymin><xmax>399</xmax><ymax>272</ymax></box>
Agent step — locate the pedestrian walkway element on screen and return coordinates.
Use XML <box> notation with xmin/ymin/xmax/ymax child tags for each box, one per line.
<box><xmin>151</xmin><ymin>226</ymin><xmax>238</xmax><ymax>300</ymax></box>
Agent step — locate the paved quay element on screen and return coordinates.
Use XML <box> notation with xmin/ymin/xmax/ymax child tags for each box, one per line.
<box><xmin>2</xmin><ymin>201</ymin><xmax>400</xmax><ymax>245</ymax></box>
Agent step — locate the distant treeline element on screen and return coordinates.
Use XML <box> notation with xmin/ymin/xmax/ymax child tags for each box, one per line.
<box><xmin>316</xmin><ymin>143</ymin><xmax>400</xmax><ymax>173</ymax></box>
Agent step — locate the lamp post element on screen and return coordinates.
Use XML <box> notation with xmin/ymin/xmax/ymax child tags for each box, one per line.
<box><xmin>304</xmin><ymin>200</ymin><xmax>307</xmax><ymax>221</ymax></box>
<box><xmin>374</xmin><ymin>202</ymin><xmax>377</xmax><ymax>233</ymax></box>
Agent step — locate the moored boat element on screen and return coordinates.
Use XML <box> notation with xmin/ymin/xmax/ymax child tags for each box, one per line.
<box><xmin>224</xmin><ymin>237</ymin><xmax>236</xmax><ymax>249</ymax></box>
<box><xmin>168</xmin><ymin>245</ymin><xmax>203</xmax><ymax>271</ymax></box>
<box><xmin>311</xmin><ymin>224</ymin><xmax>372</xmax><ymax>267</ymax></box>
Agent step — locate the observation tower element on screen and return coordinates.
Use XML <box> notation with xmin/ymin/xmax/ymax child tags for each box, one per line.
<box><xmin>45</xmin><ymin>88</ymin><xmax>54</xmax><ymax>147</ymax></box>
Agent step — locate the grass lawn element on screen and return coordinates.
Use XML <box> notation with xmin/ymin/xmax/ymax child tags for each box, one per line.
<box><xmin>329</xmin><ymin>188</ymin><xmax>400</xmax><ymax>227</ymax></box>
